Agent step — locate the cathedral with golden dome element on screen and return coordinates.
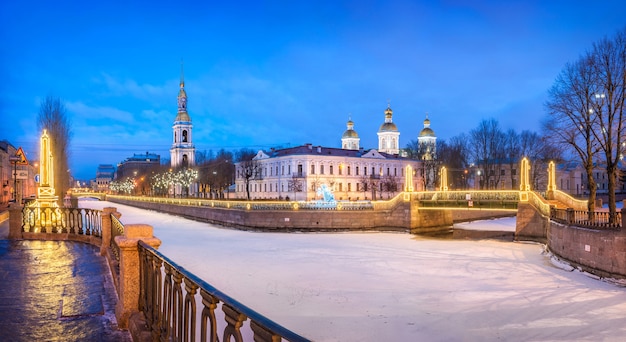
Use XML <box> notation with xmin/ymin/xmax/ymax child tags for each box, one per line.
<box><xmin>234</xmin><ymin>104</ymin><xmax>437</xmax><ymax>200</ymax></box>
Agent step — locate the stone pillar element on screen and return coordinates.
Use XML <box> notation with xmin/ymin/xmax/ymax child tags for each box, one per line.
<box><xmin>115</xmin><ymin>224</ymin><xmax>161</xmax><ymax>329</ymax></box>
<box><xmin>100</xmin><ymin>207</ymin><xmax>118</xmax><ymax>256</ymax></box>
<box><xmin>8</xmin><ymin>203</ymin><xmax>23</xmax><ymax>239</ymax></box>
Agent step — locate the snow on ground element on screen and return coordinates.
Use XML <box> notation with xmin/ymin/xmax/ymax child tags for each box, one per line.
<box><xmin>82</xmin><ymin>200</ymin><xmax>626</xmax><ymax>341</ymax></box>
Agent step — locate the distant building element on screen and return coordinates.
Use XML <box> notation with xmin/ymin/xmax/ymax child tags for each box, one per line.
<box><xmin>235</xmin><ymin>104</ymin><xmax>425</xmax><ymax>201</ymax></box>
<box><xmin>93</xmin><ymin>164</ymin><xmax>115</xmax><ymax>192</ymax></box>
<box><xmin>235</xmin><ymin>143</ymin><xmax>421</xmax><ymax>201</ymax></box>
<box><xmin>116</xmin><ymin>152</ymin><xmax>160</xmax><ymax>181</ymax></box>
<box><xmin>0</xmin><ymin>140</ymin><xmax>37</xmax><ymax>205</ymax></box>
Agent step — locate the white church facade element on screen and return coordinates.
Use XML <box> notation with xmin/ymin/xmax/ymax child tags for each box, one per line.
<box><xmin>234</xmin><ymin>105</ymin><xmax>432</xmax><ymax>201</ymax></box>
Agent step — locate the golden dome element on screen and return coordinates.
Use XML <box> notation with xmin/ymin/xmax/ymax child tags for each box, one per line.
<box><xmin>342</xmin><ymin>129</ymin><xmax>359</xmax><ymax>138</ymax></box>
<box><xmin>379</xmin><ymin>122</ymin><xmax>399</xmax><ymax>132</ymax></box>
<box><xmin>419</xmin><ymin>127</ymin><xmax>435</xmax><ymax>137</ymax></box>
<box><xmin>175</xmin><ymin>111</ymin><xmax>191</xmax><ymax>122</ymax></box>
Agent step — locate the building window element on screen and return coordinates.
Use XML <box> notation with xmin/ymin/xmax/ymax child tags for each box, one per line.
<box><xmin>364</xmin><ymin>167</ymin><xmax>368</xmax><ymax>176</ymax></box>
<box><xmin>348</xmin><ymin>183</ymin><xmax>351</xmax><ymax>192</ymax></box>
<box><xmin>347</xmin><ymin>166</ymin><xmax>351</xmax><ymax>175</ymax></box>
<box><xmin>357</xmin><ymin>183</ymin><xmax>360</xmax><ymax>191</ymax></box>
<box><xmin>288</xmin><ymin>165</ymin><xmax>291</xmax><ymax>175</ymax></box>
<box><xmin>501</xmin><ymin>169</ymin><xmax>505</xmax><ymax>176</ymax></box>
<box><xmin>298</xmin><ymin>164</ymin><xmax>303</xmax><ymax>177</ymax></box>
<box><xmin>311</xmin><ymin>164</ymin><xmax>315</xmax><ymax>175</ymax></box>
<box><xmin>339</xmin><ymin>183</ymin><xmax>342</xmax><ymax>191</ymax></box>
<box><xmin>330</xmin><ymin>165</ymin><xmax>334</xmax><ymax>175</ymax></box>
<box><xmin>321</xmin><ymin>165</ymin><xmax>325</xmax><ymax>175</ymax></box>
<box><xmin>387</xmin><ymin>167</ymin><xmax>390</xmax><ymax>176</ymax></box>
<box><xmin>356</xmin><ymin>167</ymin><xmax>359</xmax><ymax>176</ymax></box>
<box><xmin>182</xmin><ymin>130</ymin><xmax>188</xmax><ymax>142</ymax></box>
<box><xmin>282</xmin><ymin>165</ymin><xmax>284</xmax><ymax>175</ymax></box>
<box><xmin>339</xmin><ymin>165</ymin><xmax>343</xmax><ymax>175</ymax></box>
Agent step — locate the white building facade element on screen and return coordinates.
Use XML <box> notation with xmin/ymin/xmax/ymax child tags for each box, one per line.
<box><xmin>235</xmin><ymin>144</ymin><xmax>423</xmax><ymax>201</ymax></box>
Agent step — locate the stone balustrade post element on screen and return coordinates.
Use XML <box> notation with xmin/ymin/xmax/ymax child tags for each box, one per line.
<box><xmin>8</xmin><ymin>203</ymin><xmax>23</xmax><ymax>239</ymax></box>
<box><xmin>115</xmin><ymin>223</ymin><xmax>161</xmax><ymax>329</ymax></box>
<box><xmin>566</xmin><ymin>208</ymin><xmax>574</xmax><ymax>225</ymax></box>
<box><xmin>100</xmin><ymin>207</ymin><xmax>118</xmax><ymax>256</ymax></box>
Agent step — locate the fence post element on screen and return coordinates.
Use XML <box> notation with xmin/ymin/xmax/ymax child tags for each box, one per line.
<box><xmin>566</xmin><ymin>208</ymin><xmax>574</xmax><ymax>225</ymax></box>
<box><xmin>100</xmin><ymin>207</ymin><xmax>118</xmax><ymax>256</ymax></box>
<box><xmin>115</xmin><ymin>224</ymin><xmax>161</xmax><ymax>329</ymax></box>
<box><xmin>8</xmin><ymin>203</ymin><xmax>23</xmax><ymax>239</ymax></box>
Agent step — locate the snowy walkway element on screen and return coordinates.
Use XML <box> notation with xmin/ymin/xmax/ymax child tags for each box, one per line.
<box><xmin>83</xmin><ymin>200</ymin><xmax>626</xmax><ymax>341</ymax></box>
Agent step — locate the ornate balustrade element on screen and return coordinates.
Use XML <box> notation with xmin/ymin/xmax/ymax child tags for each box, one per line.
<box><xmin>21</xmin><ymin>206</ymin><xmax>102</xmax><ymax>236</ymax></box>
<box><xmin>137</xmin><ymin>240</ymin><xmax>310</xmax><ymax>342</ymax></box>
<box><xmin>110</xmin><ymin>214</ymin><xmax>124</xmax><ymax>270</ymax></box>
<box><xmin>550</xmin><ymin>208</ymin><xmax>622</xmax><ymax>230</ymax></box>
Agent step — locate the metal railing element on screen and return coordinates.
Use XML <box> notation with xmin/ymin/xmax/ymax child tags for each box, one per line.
<box><xmin>110</xmin><ymin>214</ymin><xmax>125</xmax><ymax>267</ymax></box>
<box><xmin>22</xmin><ymin>207</ymin><xmax>102</xmax><ymax>236</ymax></box>
<box><xmin>550</xmin><ymin>208</ymin><xmax>622</xmax><ymax>230</ymax></box>
<box><xmin>138</xmin><ymin>240</ymin><xmax>311</xmax><ymax>342</ymax></box>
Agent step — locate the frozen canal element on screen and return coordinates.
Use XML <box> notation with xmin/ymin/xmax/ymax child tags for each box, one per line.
<box><xmin>81</xmin><ymin>200</ymin><xmax>626</xmax><ymax>341</ymax></box>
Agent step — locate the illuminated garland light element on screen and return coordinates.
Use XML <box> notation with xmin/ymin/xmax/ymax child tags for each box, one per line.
<box><xmin>110</xmin><ymin>178</ymin><xmax>135</xmax><ymax>194</ymax></box>
<box><xmin>149</xmin><ymin>168</ymin><xmax>198</xmax><ymax>194</ymax></box>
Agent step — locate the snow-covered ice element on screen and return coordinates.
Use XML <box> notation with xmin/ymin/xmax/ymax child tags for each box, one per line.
<box><xmin>81</xmin><ymin>200</ymin><xmax>626</xmax><ymax>341</ymax></box>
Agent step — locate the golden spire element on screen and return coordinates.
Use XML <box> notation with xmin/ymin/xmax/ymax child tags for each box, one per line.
<box><xmin>180</xmin><ymin>59</ymin><xmax>185</xmax><ymax>88</ymax></box>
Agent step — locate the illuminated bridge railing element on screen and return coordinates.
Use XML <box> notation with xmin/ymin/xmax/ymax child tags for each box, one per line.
<box><xmin>550</xmin><ymin>208</ymin><xmax>622</xmax><ymax>230</ymax></box>
<box><xmin>414</xmin><ymin>190</ymin><xmax>520</xmax><ymax>210</ymax></box>
<box><xmin>22</xmin><ymin>207</ymin><xmax>102</xmax><ymax>236</ymax></box>
<box><xmin>138</xmin><ymin>240</ymin><xmax>311</xmax><ymax>342</ymax></box>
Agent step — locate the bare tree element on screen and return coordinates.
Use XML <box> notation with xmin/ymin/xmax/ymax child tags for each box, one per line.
<box><xmin>438</xmin><ymin>135</ymin><xmax>470</xmax><ymax>189</ymax></box>
<box><xmin>588</xmin><ymin>28</ymin><xmax>626</xmax><ymax>219</ymax></box>
<box><xmin>287</xmin><ymin>177</ymin><xmax>303</xmax><ymax>201</ymax></box>
<box><xmin>545</xmin><ymin>55</ymin><xmax>602</xmax><ymax>212</ymax></box>
<box><xmin>236</xmin><ymin>148</ymin><xmax>260</xmax><ymax>200</ymax></box>
<box><xmin>37</xmin><ymin>96</ymin><xmax>72</xmax><ymax>204</ymax></box>
<box><xmin>358</xmin><ymin>174</ymin><xmax>370</xmax><ymax>199</ymax></box>
<box><xmin>469</xmin><ymin>119</ymin><xmax>506</xmax><ymax>189</ymax></box>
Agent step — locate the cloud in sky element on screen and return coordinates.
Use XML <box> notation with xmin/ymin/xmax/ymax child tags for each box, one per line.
<box><xmin>1</xmin><ymin>1</ymin><xmax>625</xmax><ymax>179</ymax></box>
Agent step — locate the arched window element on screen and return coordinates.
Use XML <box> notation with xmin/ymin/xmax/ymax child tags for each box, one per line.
<box><xmin>182</xmin><ymin>154</ymin><xmax>188</xmax><ymax>168</ymax></box>
<box><xmin>182</xmin><ymin>130</ymin><xmax>188</xmax><ymax>142</ymax></box>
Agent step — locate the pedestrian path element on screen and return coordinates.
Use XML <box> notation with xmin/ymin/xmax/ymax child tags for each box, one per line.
<box><xmin>0</xmin><ymin>239</ymin><xmax>131</xmax><ymax>342</ymax></box>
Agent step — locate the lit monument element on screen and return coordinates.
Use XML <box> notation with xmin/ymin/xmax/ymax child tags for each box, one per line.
<box><xmin>35</xmin><ymin>129</ymin><xmax>59</xmax><ymax>208</ymax></box>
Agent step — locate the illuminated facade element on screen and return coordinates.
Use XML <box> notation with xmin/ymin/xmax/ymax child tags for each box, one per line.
<box><xmin>235</xmin><ymin>144</ymin><xmax>422</xmax><ymax>201</ymax></box>
<box><xmin>170</xmin><ymin>65</ymin><xmax>195</xmax><ymax>169</ymax></box>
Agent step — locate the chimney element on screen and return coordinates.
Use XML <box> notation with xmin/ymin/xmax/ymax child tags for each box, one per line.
<box><xmin>317</xmin><ymin>146</ymin><xmax>322</xmax><ymax>153</ymax></box>
<box><xmin>306</xmin><ymin>143</ymin><xmax>313</xmax><ymax>150</ymax></box>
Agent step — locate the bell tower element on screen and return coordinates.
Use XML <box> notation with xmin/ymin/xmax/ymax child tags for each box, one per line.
<box><xmin>170</xmin><ymin>62</ymin><xmax>195</xmax><ymax>169</ymax></box>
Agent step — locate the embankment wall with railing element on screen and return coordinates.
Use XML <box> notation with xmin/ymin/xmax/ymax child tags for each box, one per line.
<box><xmin>108</xmin><ymin>195</ymin><xmax>420</xmax><ymax>232</ymax></box>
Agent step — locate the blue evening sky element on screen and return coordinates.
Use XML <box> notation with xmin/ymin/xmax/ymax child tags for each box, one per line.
<box><xmin>1</xmin><ymin>1</ymin><xmax>624</xmax><ymax>180</ymax></box>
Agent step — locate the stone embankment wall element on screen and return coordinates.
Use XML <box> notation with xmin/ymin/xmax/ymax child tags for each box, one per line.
<box><xmin>108</xmin><ymin>197</ymin><xmax>495</xmax><ymax>233</ymax></box>
<box><xmin>548</xmin><ymin>216</ymin><xmax>626</xmax><ymax>278</ymax></box>
<box><xmin>516</xmin><ymin>202</ymin><xmax>626</xmax><ymax>279</ymax></box>
<box><xmin>109</xmin><ymin>197</ymin><xmax>417</xmax><ymax>232</ymax></box>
